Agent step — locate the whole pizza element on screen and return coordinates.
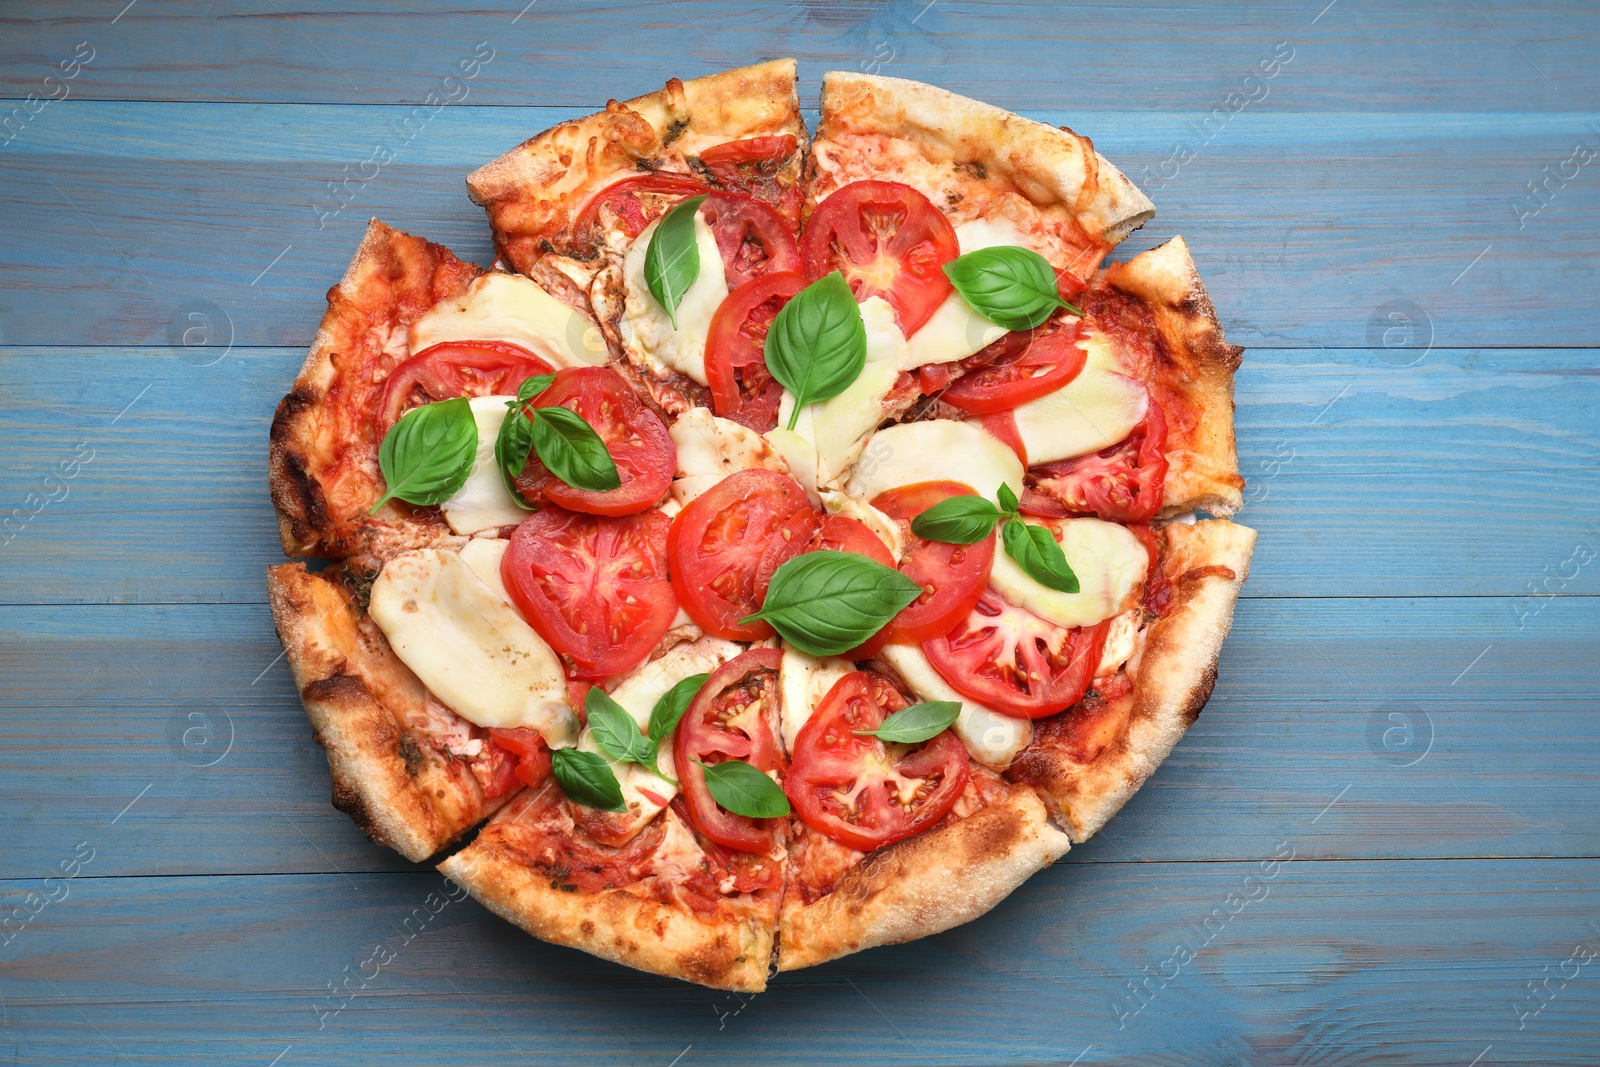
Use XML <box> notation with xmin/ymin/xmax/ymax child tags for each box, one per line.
<box><xmin>267</xmin><ymin>60</ymin><xmax>1255</xmax><ymax>991</ymax></box>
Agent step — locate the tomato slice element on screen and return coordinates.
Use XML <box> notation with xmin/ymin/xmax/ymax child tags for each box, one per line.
<box><xmin>812</xmin><ymin>514</ymin><xmax>894</xmax><ymax>568</ymax></box>
<box><xmin>800</xmin><ymin>180</ymin><xmax>959</xmax><ymax>337</ymax></box>
<box><xmin>979</xmin><ymin>410</ymin><xmax>1029</xmax><ymax>467</ymax></box>
<box><xmin>486</xmin><ymin>727</ymin><xmax>552</xmax><ymax>791</ymax></box>
<box><xmin>502</xmin><ymin>506</ymin><xmax>677</xmax><ymax>679</ymax></box>
<box><xmin>674</xmin><ymin>647</ymin><xmax>785</xmax><ymax>854</ymax></box>
<box><xmin>785</xmin><ymin>670</ymin><xmax>969</xmax><ymax>851</ymax></box>
<box><xmin>668</xmin><ymin>468</ymin><xmax>820</xmax><ymax>641</ymax></box>
<box><xmin>574</xmin><ymin>172</ymin><xmax>710</xmax><ymax>247</ymax></box>
<box><xmin>922</xmin><ymin>589</ymin><xmax>1111</xmax><ymax>718</ymax></box>
<box><xmin>510</xmin><ymin>366</ymin><xmax>674</xmax><ymax>517</ymax></box>
<box><xmin>1021</xmin><ymin>400</ymin><xmax>1169</xmax><ymax>523</ymax></box>
<box><xmin>939</xmin><ymin>316</ymin><xmax>1086</xmax><ymax>414</ymax></box>
<box><xmin>871</xmin><ymin>481</ymin><xmax>996</xmax><ymax>645</ymax></box>
<box><xmin>698</xmin><ymin>135</ymin><xmax>802</xmax><ymax>227</ymax></box>
<box><xmin>704</xmin><ymin>271</ymin><xmax>804</xmax><ymax>432</ymax></box>
<box><xmin>702</xmin><ymin>191</ymin><xmax>801</xmax><ymax>289</ymax></box>
<box><xmin>378</xmin><ymin>340</ymin><xmax>554</xmax><ymax>430</ymax></box>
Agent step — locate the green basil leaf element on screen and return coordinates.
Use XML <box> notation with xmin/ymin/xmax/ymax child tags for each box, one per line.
<box><xmin>909</xmin><ymin>495</ymin><xmax>1002</xmax><ymax>544</ymax></box>
<box><xmin>764</xmin><ymin>272</ymin><xmax>868</xmax><ymax>431</ymax></box>
<box><xmin>943</xmin><ymin>246</ymin><xmax>1081</xmax><ymax>331</ymax></box>
<box><xmin>1002</xmin><ymin>517</ymin><xmax>1080</xmax><ymax>593</ymax></box>
<box><xmin>996</xmin><ymin>482</ymin><xmax>1019</xmax><ymax>515</ymax></box>
<box><xmin>648</xmin><ymin>672</ymin><xmax>710</xmax><ymax>745</ymax></box>
<box><xmin>370</xmin><ymin>397</ymin><xmax>478</xmax><ymax>514</ymax></box>
<box><xmin>529</xmin><ymin>404</ymin><xmax>622</xmax><ymax>492</ymax></box>
<box><xmin>550</xmin><ymin>747</ymin><xmax>627</xmax><ymax>812</ymax></box>
<box><xmin>494</xmin><ymin>395</ymin><xmax>545</xmax><ymax>512</ymax></box>
<box><xmin>644</xmin><ymin>194</ymin><xmax>707</xmax><ymax>328</ymax></box>
<box><xmin>515</xmin><ymin>373</ymin><xmax>557</xmax><ymax>404</ymax></box>
<box><xmin>585</xmin><ymin>688</ymin><xmax>655</xmax><ymax>766</ymax></box>
<box><xmin>852</xmin><ymin>700</ymin><xmax>961</xmax><ymax>744</ymax></box>
<box><xmin>740</xmin><ymin>550</ymin><xmax>922</xmax><ymax>657</ymax></box>
<box><xmin>694</xmin><ymin>759</ymin><xmax>791</xmax><ymax>819</ymax></box>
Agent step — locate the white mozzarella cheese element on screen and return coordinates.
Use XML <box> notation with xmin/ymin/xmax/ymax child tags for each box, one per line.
<box><xmin>820</xmin><ymin>489</ymin><xmax>904</xmax><ymax>561</ymax></box>
<box><xmin>763</xmin><ymin>426</ymin><xmax>821</xmax><ymax>503</ymax></box>
<box><xmin>368</xmin><ymin>549</ymin><xmax>578</xmax><ymax>746</ymax></box>
<box><xmin>1011</xmin><ymin>326</ymin><xmax>1148</xmax><ymax>465</ymax></box>
<box><xmin>901</xmin><ymin>218</ymin><xmax>1034</xmax><ymax>370</ymax></box>
<box><xmin>877</xmin><ymin>644</ymin><xmax>1032</xmax><ymax>770</ymax></box>
<box><xmin>457</xmin><ymin>536</ymin><xmax>512</xmax><ymax>598</ymax></box>
<box><xmin>668</xmin><ymin>406</ymin><xmax>787</xmax><ymax>506</ymax></box>
<box><xmin>845</xmin><ymin>418</ymin><xmax>1024</xmax><ymax>505</ymax></box>
<box><xmin>988</xmin><ymin>516</ymin><xmax>1149</xmax><ymax>629</ymax></box>
<box><xmin>618</xmin><ymin>209</ymin><xmax>729</xmax><ymax>387</ymax></box>
<box><xmin>1096</xmin><ymin>608</ymin><xmax>1144</xmax><ymax>677</ymax></box>
<box><xmin>408</xmin><ymin>272</ymin><xmax>607</xmax><ymax>368</ymax></box>
<box><xmin>439</xmin><ymin>396</ymin><xmax>528</xmax><ymax>536</ymax></box>
<box><xmin>778</xmin><ymin>644</ymin><xmax>855</xmax><ymax>753</ymax></box>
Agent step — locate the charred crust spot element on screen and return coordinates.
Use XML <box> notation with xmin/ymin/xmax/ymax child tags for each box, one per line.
<box><xmin>1183</xmin><ymin>666</ymin><xmax>1218</xmax><ymax>725</ymax></box>
<box><xmin>580</xmin><ymin>920</ymin><xmax>595</xmax><ymax>935</ymax></box>
<box><xmin>398</xmin><ymin>734</ymin><xmax>426</xmax><ymax>777</ymax></box>
<box><xmin>957</xmin><ymin>160</ymin><xmax>987</xmax><ymax>180</ymax></box>
<box><xmin>960</xmin><ymin>804</ymin><xmax>1026</xmax><ymax>869</ymax></box>
<box><xmin>301</xmin><ymin>672</ymin><xmax>369</xmax><ymax>707</ymax></box>
<box><xmin>678</xmin><ymin>934</ymin><xmax>738</xmax><ymax>985</ymax></box>
<box><xmin>661</xmin><ymin>117</ymin><xmax>690</xmax><ymax>146</ymax></box>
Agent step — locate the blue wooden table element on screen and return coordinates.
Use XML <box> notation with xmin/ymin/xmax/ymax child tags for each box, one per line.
<box><xmin>3</xmin><ymin>2</ymin><xmax>1597</xmax><ymax>1063</ymax></box>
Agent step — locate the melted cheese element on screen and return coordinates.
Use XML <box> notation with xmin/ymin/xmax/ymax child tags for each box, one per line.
<box><xmin>778</xmin><ymin>644</ymin><xmax>854</xmax><ymax>753</ymax></box>
<box><xmin>988</xmin><ymin>517</ymin><xmax>1149</xmax><ymax>629</ymax></box>
<box><xmin>845</xmin><ymin>418</ymin><xmax>1024</xmax><ymax>505</ymax></box>
<box><xmin>669</xmin><ymin>406</ymin><xmax>787</xmax><ymax>505</ymax></box>
<box><xmin>440</xmin><ymin>396</ymin><xmax>527</xmax><ymax>536</ymax></box>
<box><xmin>368</xmin><ymin>549</ymin><xmax>577</xmax><ymax>745</ymax></box>
<box><xmin>408</xmin><ymin>273</ymin><xmax>607</xmax><ymax>368</ymax></box>
<box><xmin>901</xmin><ymin>218</ymin><xmax>1032</xmax><ymax>369</ymax></box>
<box><xmin>878</xmin><ymin>644</ymin><xmax>1032</xmax><ymax>770</ymax></box>
<box><xmin>763</xmin><ymin>427</ymin><xmax>820</xmax><ymax>504</ymax></box>
<box><xmin>1012</xmin><ymin>326</ymin><xmax>1148</xmax><ymax>465</ymax></box>
<box><xmin>1096</xmin><ymin>608</ymin><xmax>1144</xmax><ymax>677</ymax></box>
<box><xmin>618</xmin><ymin>208</ymin><xmax>728</xmax><ymax>386</ymax></box>
<box><xmin>820</xmin><ymin>489</ymin><xmax>904</xmax><ymax>561</ymax></box>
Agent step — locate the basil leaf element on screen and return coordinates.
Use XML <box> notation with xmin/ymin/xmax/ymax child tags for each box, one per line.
<box><xmin>1002</xmin><ymin>517</ymin><xmax>1080</xmax><ymax>593</ymax></box>
<box><xmin>550</xmin><ymin>747</ymin><xmax>627</xmax><ymax>812</ymax></box>
<box><xmin>694</xmin><ymin>759</ymin><xmax>791</xmax><ymax>819</ymax></box>
<box><xmin>909</xmin><ymin>495</ymin><xmax>1002</xmax><ymax>544</ymax></box>
<box><xmin>515</xmin><ymin>373</ymin><xmax>557</xmax><ymax>404</ymax></box>
<box><xmin>943</xmin><ymin>246</ymin><xmax>1081</xmax><ymax>331</ymax></box>
<box><xmin>764</xmin><ymin>272</ymin><xmax>868</xmax><ymax>431</ymax></box>
<box><xmin>740</xmin><ymin>550</ymin><xmax>922</xmax><ymax>657</ymax></box>
<box><xmin>644</xmin><ymin>194</ymin><xmax>707</xmax><ymax>328</ymax></box>
<box><xmin>852</xmin><ymin>700</ymin><xmax>961</xmax><ymax>744</ymax></box>
<box><xmin>997</xmin><ymin>482</ymin><xmax>1019</xmax><ymax>515</ymax></box>
<box><xmin>585</xmin><ymin>688</ymin><xmax>655</xmax><ymax>766</ymax></box>
<box><xmin>648</xmin><ymin>672</ymin><xmax>709</xmax><ymax>745</ymax></box>
<box><xmin>529</xmin><ymin>404</ymin><xmax>622</xmax><ymax>492</ymax></box>
<box><xmin>370</xmin><ymin>397</ymin><xmax>477</xmax><ymax>513</ymax></box>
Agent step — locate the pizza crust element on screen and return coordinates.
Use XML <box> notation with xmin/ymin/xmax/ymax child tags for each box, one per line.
<box><xmin>777</xmin><ymin>783</ymin><xmax>1070</xmax><ymax>971</ymax></box>
<box><xmin>266</xmin><ymin>562</ymin><xmax>498</xmax><ymax>862</ymax></box>
<box><xmin>1007</xmin><ymin>519</ymin><xmax>1256</xmax><ymax>841</ymax></box>
<box><xmin>268</xmin><ymin>218</ymin><xmax>482</xmax><ymax>560</ymax></box>
<box><xmin>467</xmin><ymin>58</ymin><xmax>806</xmax><ymax>272</ymax></box>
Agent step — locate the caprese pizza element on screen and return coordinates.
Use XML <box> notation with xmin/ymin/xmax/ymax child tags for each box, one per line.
<box><xmin>267</xmin><ymin>60</ymin><xmax>1255</xmax><ymax>991</ymax></box>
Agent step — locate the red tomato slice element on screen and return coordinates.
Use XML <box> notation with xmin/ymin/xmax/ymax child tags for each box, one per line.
<box><xmin>502</xmin><ymin>506</ymin><xmax>677</xmax><ymax>679</ymax></box>
<box><xmin>979</xmin><ymin>410</ymin><xmax>1029</xmax><ymax>467</ymax></box>
<box><xmin>668</xmin><ymin>469</ymin><xmax>820</xmax><ymax>641</ymax></box>
<box><xmin>800</xmin><ymin>180</ymin><xmax>959</xmax><ymax>337</ymax></box>
<box><xmin>675</xmin><ymin>647</ymin><xmax>785</xmax><ymax>854</ymax></box>
<box><xmin>871</xmin><ymin>481</ymin><xmax>996</xmax><ymax>645</ymax></box>
<box><xmin>704</xmin><ymin>271</ymin><xmax>805</xmax><ymax>432</ymax></box>
<box><xmin>785</xmin><ymin>670</ymin><xmax>970</xmax><ymax>852</ymax></box>
<box><xmin>940</xmin><ymin>316</ymin><xmax>1086</xmax><ymax>414</ymax></box>
<box><xmin>812</xmin><ymin>514</ymin><xmax>894</xmax><ymax>568</ymax></box>
<box><xmin>922</xmin><ymin>589</ymin><xmax>1111</xmax><ymax>718</ymax></box>
<box><xmin>698</xmin><ymin>135</ymin><xmax>802</xmax><ymax>227</ymax></box>
<box><xmin>702</xmin><ymin>191</ymin><xmax>801</xmax><ymax>289</ymax></box>
<box><xmin>378</xmin><ymin>340</ymin><xmax>554</xmax><ymax>430</ymax></box>
<box><xmin>511</xmin><ymin>366</ymin><xmax>674</xmax><ymax>517</ymax></box>
<box><xmin>574</xmin><ymin>172</ymin><xmax>709</xmax><ymax>246</ymax></box>
<box><xmin>486</xmin><ymin>727</ymin><xmax>552</xmax><ymax>791</ymax></box>
<box><xmin>1021</xmin><ymin>400</ymin><xmax>1169</xmax><ymax>523</ymax></box>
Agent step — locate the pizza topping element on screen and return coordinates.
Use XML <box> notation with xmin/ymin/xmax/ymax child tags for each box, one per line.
<box><xmin>763</xmin><ymin>272</ymin><xmax>868</xmax><ymax>431</ymax></box>
<box><xmin>369</xmin><ymin>398</ymin><xmax>478</xmax><ymax>514</ymax></box>
<box><xmin>704</xmin><ymin>271</ymin><xmax>804</xmax><ymax>431</ymax></box>
<box><xmin>695</xmin><ymin>134</ymin><xmax>802</xmax><ymax>226</ymax></box>
<box><xmin>643</xmin><ymin>195</ymin><xmax>709</xmax><ymax>327</ymax></box>
<box><xmin>819</xmin><ymin>489</ymin><xmax>903</xmax><ymax>561</ymax></box>
<box><xmin>850</xmin><ymin>698</ymin><xmax>961</xmax><ymax>743</ymax></box>
<box><xmin>694</xmin><ymin>758</ymin><xmax>792</xmax><ymax>819</ymax></box>
<box><xmin>1010</xmin><ymin>326</ymin><xmax>1149</xmax><ymax>466</ymax></box>
<box><xmin>440</xmin><ymin>396</ymin><xmax>533</xmax><ymax>535</ymax></box>
<box><xmin>778</xmin><ymin>644</ymin><xmax>855</xmax><ymax>752</ymax></box>
<box><xmin>800</xmin><ymin>180</ymin><xmax>959</xmax><ymax>337</ymax></box>
<box><xmin>667</xmin><ymin>406</ymin><xmax>789</xmax><ymax>505</ymax></box>
<box><xmin>378</xmin><ymin>339</ymin><xmax>556</xmax><ymax>432</ymax></box>
<box><xmin>619</xmin><ymin>204</ymin><xmax>730</xmax><ymax>387</ymax></box>
<box><xmin>1023</xmin><ymin>400</ymin><xmax>1169</xmax><ymax>523</ymax></box>
<box><xmin>407</xmin><ymin>273</ymin><xmax>608</xmax><ymax>370</ymax></box>
<box><xmin>870</xmin><ymin>481</ymin><xmax>996</xmax><ymax>646</ymax></box>
<box><xmin>875</xmin><ymin>643</ymin><xmax>1032</xmax><ymax>770</ymax></box>
<box><xmin>845</xmin><ymin>418</ymin><xmax>1023</xmax><ymax>506</ymax></box>
<box><xmin>551</xmin><ymin>747</ymin><xmax>628</xmax><ymax>812</ymax></box>
<box><xmin>785</xmin><ymin>670</ymin><xmax>970</xmax><ymax>851</ymax></box>
<box><xmin>741</xmin><ymin>549</ymin><xmax>922</xmax><ymax>658</ymax></box>
<box><xmin>936</xmin><ymin>314</ymin><xmax>1088</xmax><ymax>414</ymax></box>
<box><xmin>575</xmin><ymin>172</ymin><xmax>710</xmax><ymax>250</ymax></box>
<box><xmin>486</xmin><ymin>727</ymin><xmax>553</xmax><ymax>791</ymax></box>
<box><xmin>987</xmin><ymin>515</ymin><xmax>1148</xmax><ymax>629</ymax></box>
<box><xmin>700</xmin><ymin>191</ymin><xmax>802</xmax><ymax>289</ymax></box>
<box><xmin>942</xmin><ymin>245</ymin><xmax>1081</xmax><ymax>332</ymax></box>
<box><xmin>675</xmin><ymin>648</ymin><xmax>787</xmax><ymax>853</ymax></box>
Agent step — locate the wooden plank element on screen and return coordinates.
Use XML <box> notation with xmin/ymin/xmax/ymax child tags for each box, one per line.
<box><xmin>2</xmin><ymin>0</ymin><xmax>1595</xmax><ymax>111</ymax></box>
<box><xmin>1</xmin><ymin>104</ymin><xmax>1598</xmax><ymax>349</ymax></box>
<box><xmin>2</xmin><ymin>345</ymin><xmax>1597</xmax><ymax>604</ymax></box>
<box><xmin>1</xmin><ymin>862</ymin><xmax>1597</xmax><ymax>1064</ymax></box>
<box><xmin>2</xmin><ymin>594</ymin><xmax>1595</xmax><ymax>878</ymax></box>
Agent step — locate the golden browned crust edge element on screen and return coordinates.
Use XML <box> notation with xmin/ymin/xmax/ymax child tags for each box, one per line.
<box><xmin>777</xmin><ymin>785</ymin><xmax>1070</xmax><ymax>971</ymax></box>
<box><xmin>1015</xmin><ymin>520</ymin><xmax>1256</xmax><ymax>841</ymax></box>
<box><xmin>266</xmin><ymin>562</ymin><xmax>496</xmax><ymax>862</ymax></box>
<box><xmin>466</xmin><ymin>59</ymin><xmax>805</xmax><ymax>271</ymax></box>
<box><xmin>439</xmin><ymin>803</ymin><xmax>775</xmax><ymax>992</ymax></box>
<box><xmin>814</xmin><ymin>71</ymin><xmax>1154</xmax><ymax>245</ymax></box>
<box><xmin>1102</xmin><ymin>236</ymin><xmax>1245</xmax><ymax>518</ymax></box>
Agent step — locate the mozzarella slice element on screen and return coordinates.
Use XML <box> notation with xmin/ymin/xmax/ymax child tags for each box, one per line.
<box><xmin>1096</xmin><ymin>608</ymin><xmax>1144</xmax><ymax>677</ymax></box>
<box><xmin>763</xmin><ymin>427</ymin><xmax>820</xmax><ymax>504</ymax></box>
<box><xmin>439</xmin><ymin>396</ymin><xmax>528</xmax><ymax>536</ymax></box>
<box><xmin>901</xmin><ymin>219</ymin><xmax>1033</xmax><ymax>369</ymax></box>
<box><xmin>457</xmin><ymin>536</ymin><xmax>512</xmax><ymax>598</ymax></box>
<box><xmin>368</xmin><ymin>549</ymin><xmax>577</xmax><ymax>746</ymax></box>
<box><xmin>846</xmin><ymin>418</ymin><xmax>1024</xmax><ymax>505</ymax></box>
<box><xmin>1012</xmin><ymin>326</ymin><xmax>1148</xmax><ymax>465</ymax></box>
<box><xmin>988</xmin><ymin>516</ymin><xmax>1148</xmax><ymax>629</ymax></box>
<box><xmin>408</xmin><ymin>272</ymin><xmax>607</xmax><ymax>368</ymax></box>
<box><xmin>820</xmin><ymin>489</ymin><xmax>904</xmax><ymax>561</ymax></box>
<box><xmin>576</xmin><ymin>636</ymin><xmax>743</xmax><ymax>844</ymax></box>
<box><xmin>669</xmin><ymin>407</ymin><xmax>787</xmax><ymax>505</ymax></box>
<box><xmin>776</xmin><ymin>296</ymin><xmax>905</xmax><ymax>490</ymax></box>
<box><xmin>618</xmin><ymin>209</ymin><xmax>728</xmax><ymax>387</ymax></box>
<box><xmin>778</xmin><ymin>644</ymin><xmax>854</xmax><ymax>753</ymax></box>
<box><xmin>878</xmin><ymin>644</ymin><xmax>1032</xmax><ymax>770</ymax></box>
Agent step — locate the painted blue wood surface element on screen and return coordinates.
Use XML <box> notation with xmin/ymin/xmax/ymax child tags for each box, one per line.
<box><xmin>1</xmin><ymin>2</ymin><xmax>1597</xmax><ymax>1064</ymax></box>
